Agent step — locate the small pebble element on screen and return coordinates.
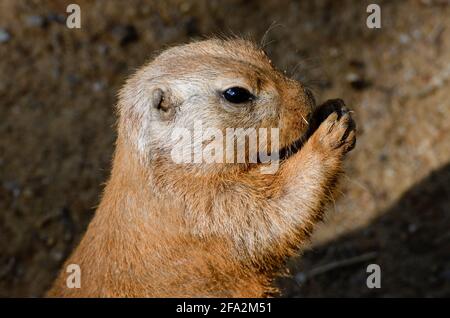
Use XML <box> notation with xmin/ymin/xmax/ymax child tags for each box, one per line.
<box><xmin>97</xmin><ymin>44</ymin><xmax>109</xmax><ymax>55</ymax></box>
<box><xmin>92</xmin><ymin>81</ymin><xmax>106</xmax><ymax>92</ymax></box>
<box><xmin>0</xmin><ymin>28</ymin><xmax>11</xmax><ymax>43</ymax></box>
<box><xmin>51</xmin><ymin>250</ymin><xmax>64</xmax><ymax>262</ymax></box>
<box><xmin>346</xmin><ymin>72</ymin><xmax>372</xmax><ymax>90</ymax></box>
<box><xmin>408</xmin><ymin>223</ymin><xmax>418</xmax><ymax>233</ymax></box>
<box><xmin>3</xmin><ymin>180</ymin><xmax>21</xmax><ymax>197</ymax></box>
<box><xmin>346</xmin><ymin>73</ymin><xmax>359</xmax><ymax>82</ymax></box>
<box><xmin>25</xmin><ymin>15</ymin><xmax>47</xmax><ymax>28</ymax></box>
<box><xmin>66</xmin><ymin>74</ymin><xmax>80</xmax><ymax>86</ymax></box>
<box><xmin>329</xmin><ymin>47</ymin><xmax>339</xmax><ymax>57</ymax></box>
<box><xmin>399</xmin><ymin>33</ymin><xmax>410</xmax><ymax>44</ymax></box>
<box><xmin>412</xmin><ymin>29</ymin><xmax>422</xmax><ymax>39</ymax></box>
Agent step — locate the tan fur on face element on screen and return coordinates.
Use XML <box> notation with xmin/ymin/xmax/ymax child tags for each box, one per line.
<box><xmin>47</xmin><ymin>38</ymin><xmax>356</xmax><ymax>297</ymax></box>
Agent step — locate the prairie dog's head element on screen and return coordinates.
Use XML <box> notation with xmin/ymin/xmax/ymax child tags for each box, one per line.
<box><xmin>117</xmin><ymin>38</ymin><xmax>315</xmax><ymax>174</ymax></box>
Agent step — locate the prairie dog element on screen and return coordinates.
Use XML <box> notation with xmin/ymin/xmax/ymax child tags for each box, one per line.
<box><xmin>48</xmin><ymin>38</ymin><xmax>356</xmax><ymax>297</ymax></box>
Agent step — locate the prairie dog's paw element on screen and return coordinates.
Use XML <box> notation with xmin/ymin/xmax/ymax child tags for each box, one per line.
<box><xmin>312</xmin><ymin>100</ymin><xmax>356</xmax><ymax>156</ymax></box>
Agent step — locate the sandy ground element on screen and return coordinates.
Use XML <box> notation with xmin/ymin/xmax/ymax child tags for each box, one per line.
<box><xmin>0</xmin><ymin>0</ymin><xmax>449</xmax><ymax>297</ymax></box>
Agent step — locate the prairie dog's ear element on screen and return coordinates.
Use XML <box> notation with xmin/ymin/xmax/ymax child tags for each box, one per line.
<box><xmin>151</xmin><ymin>87</ymin><xmax>176</xmax><ymax>121</ymax></box>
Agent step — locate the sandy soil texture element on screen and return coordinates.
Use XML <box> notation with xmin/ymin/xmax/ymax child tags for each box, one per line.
<box><xmin>0</xmin><ymin>0</ymin><xmax>449</xmax><ymax>297</ymax></box>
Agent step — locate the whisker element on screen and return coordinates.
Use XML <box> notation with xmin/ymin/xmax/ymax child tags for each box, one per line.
<box><xmin>300</xmin><ymin>114</ymin><xmax>309</xmax><ymax>125</ymax></box>
<box><xmin>260</xmin><ymin>21</ymin><xmax>283</xmax><ymax>48</ymax></box>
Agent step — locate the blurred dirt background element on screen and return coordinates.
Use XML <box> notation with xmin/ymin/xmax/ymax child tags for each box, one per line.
<box><xmin>0</xmin><ymin>0</ymin><xmax>449</xmax><ymax>297</ymax></box>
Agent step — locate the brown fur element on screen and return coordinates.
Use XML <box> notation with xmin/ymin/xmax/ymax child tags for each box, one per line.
<box><xmin>47</xmin><ymin>38</ymin><xmax>356</xmax><ymax>297</ymax></box>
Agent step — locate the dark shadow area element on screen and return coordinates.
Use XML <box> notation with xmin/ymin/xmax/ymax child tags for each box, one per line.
<box><xmin>279</xmin><ymin>162</ymin><xmax>450</xmax><ymax>297</ymax></box>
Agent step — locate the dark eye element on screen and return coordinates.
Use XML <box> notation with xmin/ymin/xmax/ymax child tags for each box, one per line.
<box><xmin>222</xmin><ymin>87</ymin><xmax>254</xmax><ymax>104</ymax></box>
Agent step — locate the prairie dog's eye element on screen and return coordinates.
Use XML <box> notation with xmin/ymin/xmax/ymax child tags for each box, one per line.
<box><xmin>222</xmin><ymin>87</ymin><xmax>255</xmax><ymax>104</ymax></box>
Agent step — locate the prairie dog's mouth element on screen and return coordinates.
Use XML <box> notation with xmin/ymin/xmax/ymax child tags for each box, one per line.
<box><xmin>279</xmin><ymin>98</ymin><xmax>348</xmax><ymax>160</ymax></box>
<box><xmin>278</xmin><ymin>124</ymin><xmax>311</xmax><ymax>161</ymax></box>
